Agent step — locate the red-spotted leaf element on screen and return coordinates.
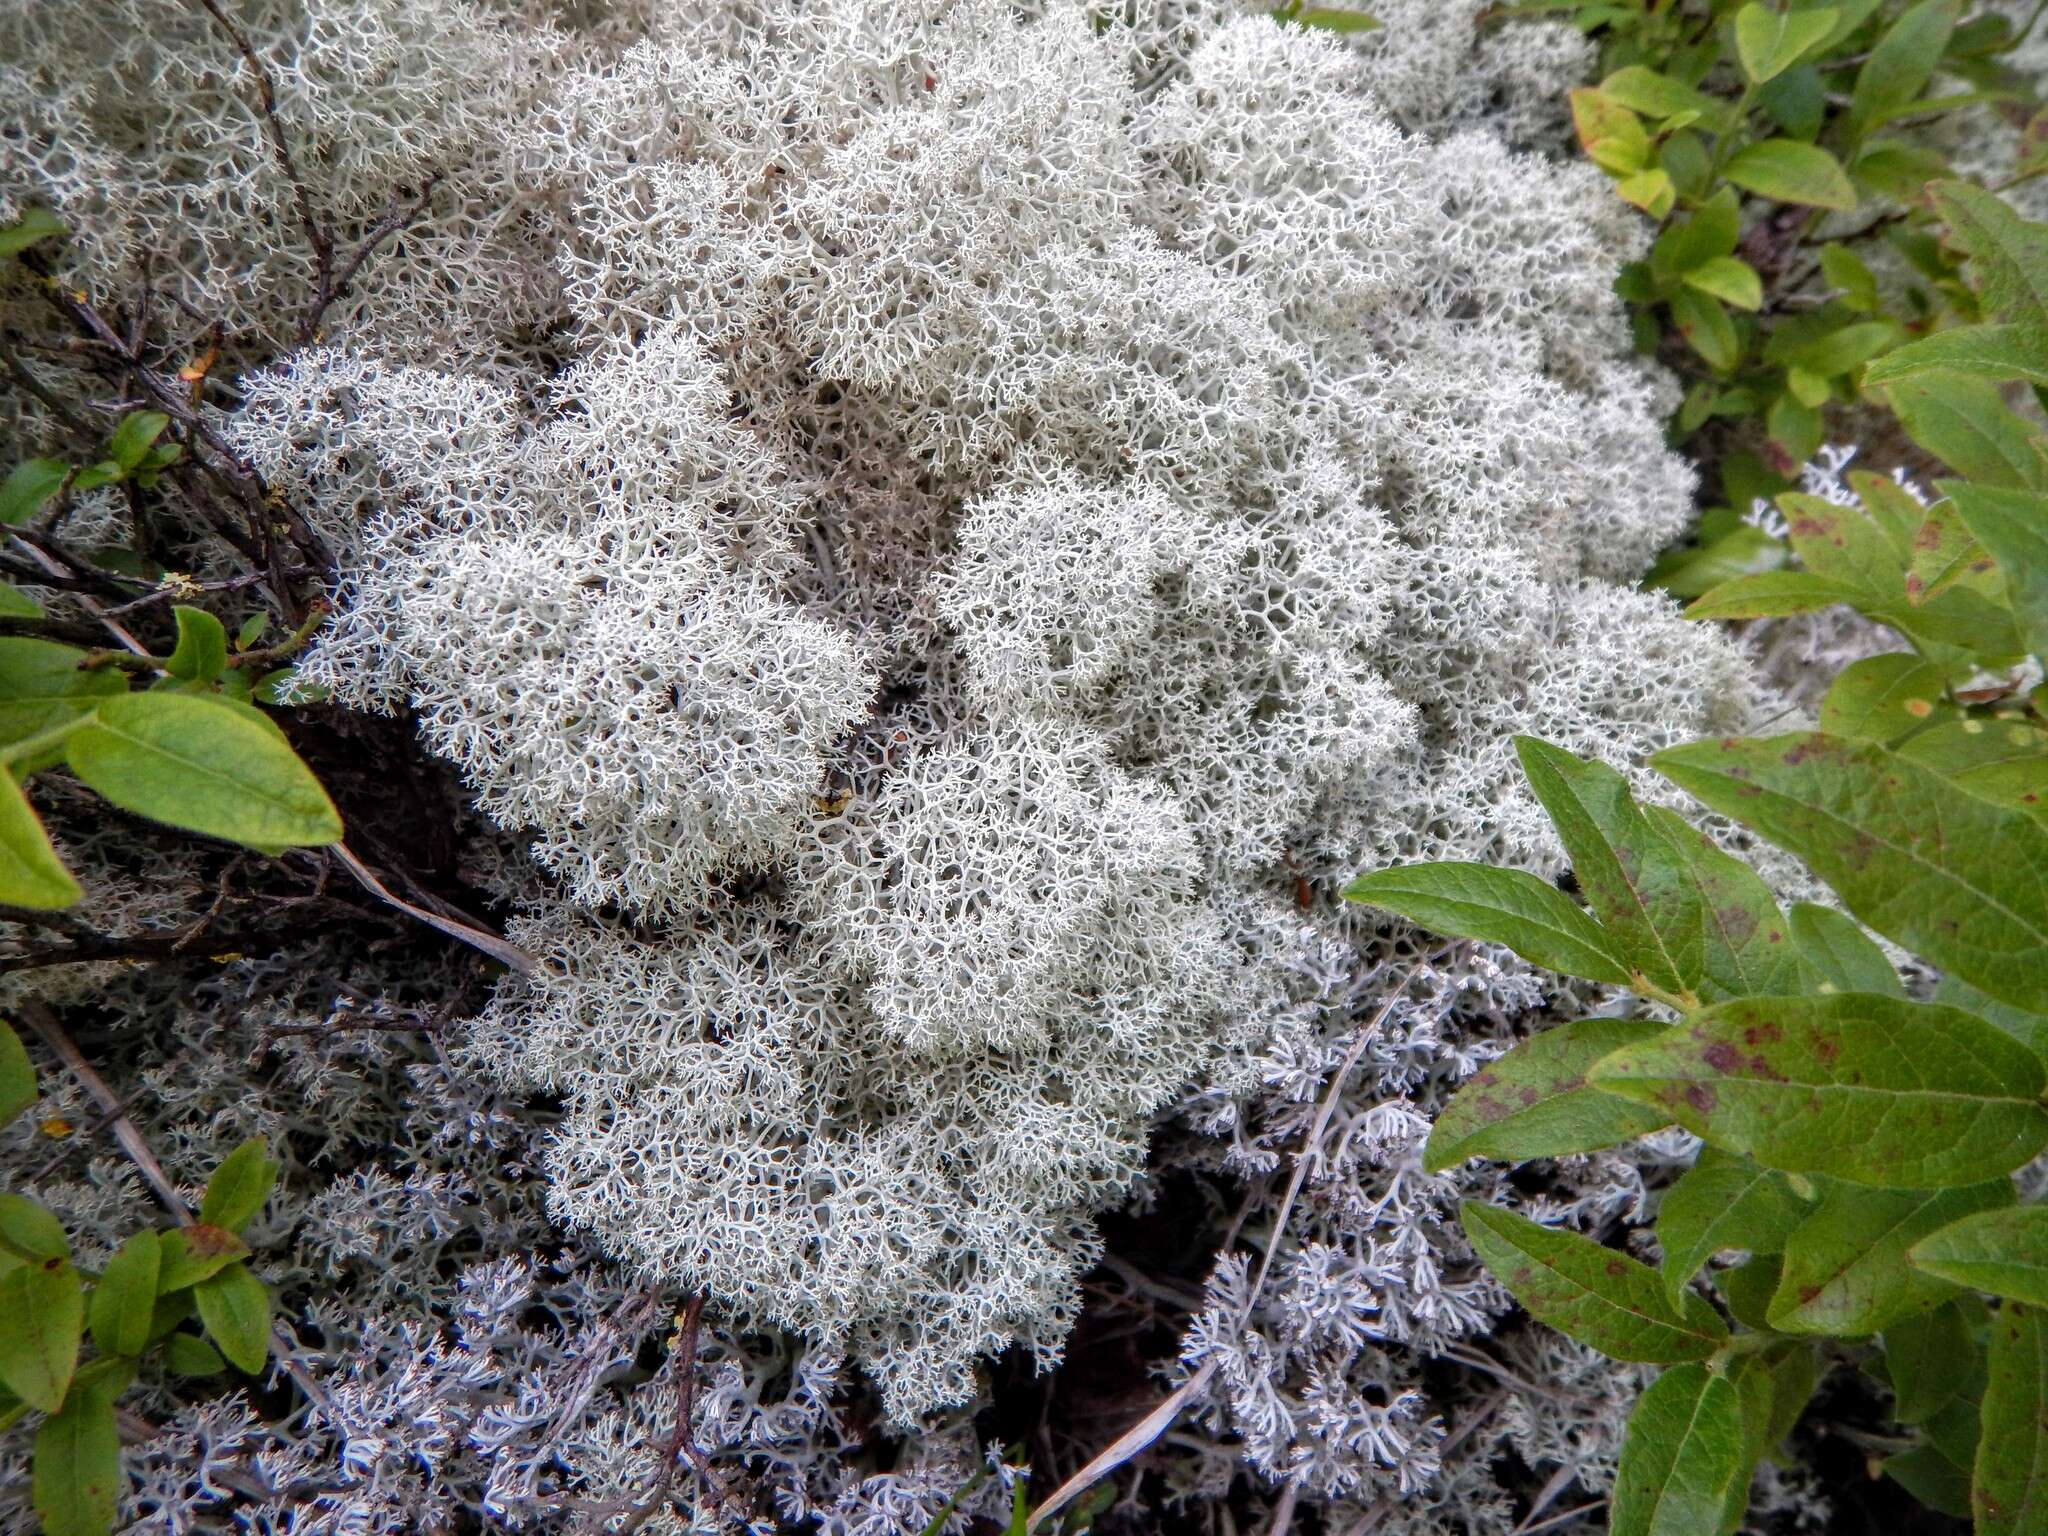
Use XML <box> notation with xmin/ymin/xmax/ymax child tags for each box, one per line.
<box><xmin>1423</xmin><ymin>1019</ymin><xmax>1671</xmax><ymax>1172</ymax></box>
<box><xmin>1653</xmin><ymin>733</ymin><xmax>2048</xmax><ymax>1012</ymax></box>
<box><xmin>1770</xmin><ymin>1180</ymin><xmax>2014</xmax><ymax>1336</ymax></box>
<box><xmin>1589</xmin><ymin>994</ymin><xmax>2047</xmax><ymax>1188</ymax></box>
<box><xmin>1976</xmin><ymin>1302</ymin><xmax>2048</xmax><ymax>1535</ymax></box>
<box><xmin>1461</xmin><ymin>1201</ymin><xmax>1728</xmax><ymax>1363</ymax></box>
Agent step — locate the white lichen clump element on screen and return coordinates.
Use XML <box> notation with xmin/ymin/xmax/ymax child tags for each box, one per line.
<box><xmin>187</xmin><ymin>0</ymin><xmax>1756</xmax><ymax>1427</ymax></box>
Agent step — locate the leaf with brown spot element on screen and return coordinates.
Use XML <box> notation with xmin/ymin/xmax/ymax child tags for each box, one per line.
<box><xmin>1656</xmin><ymin>1147</ymin><xmax>1812</xmax><ymax>1305</ymax></box>
<box><xmin>1425</xmin><ymin>1018</ymin><xmax>1672</xmax><ymax>1173</ymax></box>
<box><xmin>1770</xmin><ymin>1179</ymin><xmax>2013</xmax><ymax>1336</ymax></box>
<box><xmin>1589</xmin><ymin>994</ymin><xmax>2048</xmax><ymax>1188</ymax></box>
<box><xmin>1655</xmin><ymin>733</ymin><xmax>2048</xmax><ymax>1012</ymax></box>
<box><xmin>1974</xmin><ymin>1301</ymin><xmax>2048</xmax><ymax>1535</ymax></box>
<box><xmin>1640</xmin><ymin>805</ymin><xmax>1804</xmax><ymax>999</ymax></box>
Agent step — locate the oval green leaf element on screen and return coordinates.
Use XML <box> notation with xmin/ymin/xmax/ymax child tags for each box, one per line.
<box><xmin>1461</xmin><ymin>1201</ymin><xmax>1728</xmax><ymax>1363</ymax></box>
<box><xmin>0</xmin><ymin>1257</ymin><xmax>82</xmax><ymax>1412</ymax></box>
<box><xmin>193</xmin><ymin>1260</ymin><xmax>270</xmax><ymax>1375</ymax></box>
<box><xmin>88</xmin><ymin>1230</ymin><xmax>160</xmax><ymax>1360</ymax></box>
<box><xmin>1723</xmin><ymin>139</ymin><xmax>1857</xmax><ymax>211</ymax></box>
<box><xmin>64</xmin><ymin>691</ymin><xmax>342</xmax><ymax>854</ymax></box>
<box><xmin>165</xmin><ymin>606</ymin><xmax>227</xmax><ymax>684</ymax></box>
<box><xmin>31</xmin><ymin>1358</ymin><xmax>128</xmax><ymax>1536</ymax></box>
<box><xmin>1610</xmin><ymin>1363</ymin><xmax>1751</xmax><ymax>1536</ymax></box>
<box><xmin>0</xmin><ymin>769</ymin><xmax>82</xmax><ymax>910</ymax></box>
<box><xmin>1770</xmin><ymin>1179</ymin><xmax>2013</xmax><ymax>1336</ymax></box>
<box><xmin>199</xmin><ymin>1136</ymin><xmax>280</xmax><ymax>1234</ymax></box>
<box><xmin>1910</xmin><ymin>1207</ymin><xmax>2048</xmax><ymax>1306</ymax></box>
<box><xmin>0</xmin><ymin>1020</ymin><xmax>33</xmax><ymax>1127</ymax></box>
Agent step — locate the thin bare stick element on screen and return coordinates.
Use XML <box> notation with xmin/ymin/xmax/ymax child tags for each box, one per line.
<box><xmin>18</xmin><ymin>1001</ymin><xmax>184</xmax><ymax>1218</ymax></box>
<box><xmin>329</xmin><ymin>843</ymin><xmax>533</xmax><ymax>972</ymax></box>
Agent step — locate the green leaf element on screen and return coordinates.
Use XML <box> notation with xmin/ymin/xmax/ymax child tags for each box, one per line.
<box><xmin>1976</xmin><ymin>1302</ymin><xmax>2048</xmax><ymax>1535</ymax></box>
<box><xmin>1933</xmin><ymin>971</ymin><xmax>2048</xmax><ymax>1058</ymax></box>
<box><xmin>1669</xmin><ymin>287</ymin><xmax>1741</xmax><ymax>371</ymax></box>
<box><xmin>68</xmin><ymin>462</ymin><xmax>122</xmax><ymax>495</ymax></box>
<box><xmin>0</xmin><ymin>1257</ymin><xmax>82</xmax><ymax>1411</ymax></box>
<box><xmin>64</xmin><ymin>691</ymin><xmax>342</xmax><ymax>854</ymax></box>
<box><xmin>0</xmin><ymin>768</ymin><xmax>81</xmax><ymax>910</ymax></box>
<box><xmin>1460</xmin><ymin>1201</ymin><xmax>1728</xmax><ymax>1362</ymax></box>
<box><xmin>1589</xmin><ymin>993</ymin><xmax>2048</xmax><ymax>1189</ymax></box>
<box><xmin>1652</xmin><ymin>187</ymin><xmax>1741</xmax><ymax>280</ymax></box>
<box><xmin>0</xmin><ymin>207</ymin><xmax>65</xmax><ymax>259</ymax></box>
<box><xmin>1853</xmin><ymin>140</ymin><xmax>1952</xmax><ymax>200</ymax></box>
<box><xmin>1881</xmin><ymin>372</ymin><xmax>2048</xmax><ymax>490</ymax></box>
<box><xmin>1885</xmin><ymin>1298</ymin><xmax>1986</xmax><ymax>1423</ymax></box>
<box><xmin>1682</xmin><ymin>257</ymin><xmax>1764</xmax><ymax>312</ymax></box>
<box><xmin>1638</xmin><ymin>805</ymin><xmax>1804</xmax><ymax>999</ymax></box>
<box><xmin>234</xmin><ymin>613</ymin><xmax>268</xmax><ymax>651</ymax></box>
<box><xmin>1657</xmin><ymin>1148</ymin><xmax>1811</xmax><ymax>1302</ymax></box>
<box><xmin>1344</xmin><ymin>863</ymin><xmax>1631</xmax><ymax>986</ymax></box>
<box><xmin>1723</xmin><ymin>139</ymin><xmax>1857</xmax><ymax>211</ymax></box>
<box><xmin>1817</xmin><ymin>655</ymin><xmax>1956</xmax><ymax>743</ymax></box>
<box><xmin>1931</xmin><ymin>181</ymin><xmax>2048</xmax><ymax>331</ymax></box>
<box><xmin>1653</xmin><ymin>732</ymin><xmax>2048</xmax><ymax>1012</ymax></box>
<box><xmin>0</xmin><ymin>584</ymin><xmax>44</xmax><ymax>620</ymax></box>
<box><xmin>1424</xmin><ymin>1019</ymin><xmax>1671</xmax><ymax>1172</ymax></box>
<box><xmin>1682</xmin><ymin>570</ymin><xmax>1862</xmax><ymax>619</ymax></box>
<box><xmin>1758</xmin><ymin>61</ymin><xmax>1824</xmax><ymax>140</ymax></box>
<box><xmin>154</xmin><ymin>1225</ymin><xmax>249</xmax><ymax>1294</ymax></box>
<box><xmin>0</xmin><ymin>1195</ymin><xmax>67</xmax><ymax>1263</ymax></box>
<box><xmin>1647</xmin><ymin>525</ymin><xmax>1785</xmax><ymax>600</ymax></box>
<box><xmin>164</xmin><ymin>607</ymin><xmax>228</xmax><ymax>685</ymax></box>
<box><xmin>1786</xmin><ymin>902</ymin><xmax>1899</xmax><ymax>996</ymax></box>
<box><xmin>87</xmin><ymin>1229</ymin><xmax>159</xmax><ymax>1359</ymax></box>
<box><xmin>1896</xmin><ymin>718</ymin><xmax>2048</xmax><ymax>813</ymax></box>
<box><xmin>1910</xmin><ymin>1207</ymin><xmax>2048</xmax><ymax>1306</ymax></box>
<box><xmin>1849</xmin><ymin>0</ymin><xmax>1961</xmax><ymax>135</ymax></box>
<box><xmin>1734</xmin><ymin>4</ymin><xmax>1838</xmax><ymax>84</ymax></box>
<box><xmin>193</xmin><ymin>1261</ymin><xmax>270</xmax><ymax>1374</ymax></box>
<box><xmin>0</xmin><ymin>1020</ymin><xmax>33</xmax><ymax>1127</ymax></box>
<box><xmin>1946</xmin><ymin>483</ymin><xmax>2048</xmax><ymax>658</ymax></box>
<box><xmin>1601</xmin><ymin>66</ymin><xmax>1729</xmax><ymax>127</ymax></box>
<box><xmin>1820</xmin><ymin>243</ymin><xmax>1880</xmax><ymax>312</ymax></box>
<box><xmin>1887</xmin><ymin>1442</ymin><xmax>1976</xmax><ymax>1517</ymax></box>
<box><xmin>104</xmin><ymin>412</ymin><xmax>169</xmax><ymax>474</ymax></box>
<box><xmin>199</xmin><ymin>1137</ymin><xmax>279</xmax><ymax>1233</ymax></box>
<box><xmin>1864</xmin><ymin>325</ymin><xmax>2048</xmax><ymax>390</ymax></box>
<box><xmin>1512</xmin><ymin>738</ymin><xmax>1700</xmax><ymax>999</ymax></box>
<box><xmin>162</xmin><ymin>1331</ymin><xmax>225</xmax><ymax>1377</ymax></box>
<box><xmin>0</xmin><ymin>637</ymin><xmax>125</xmax><ymax>748</ymax></box>
<box><xmin>1610</xmin><ymin>1363</ymin><xmax>1750</xmax><ymax>1536</ymax></box>
<box><xmin>0</xmin><ymin>460</ymin><xmax>68</xmax><ymax>527</ymax></box>
<box><xmin>1716</xmin><ymin>1253</ymin><xmax>1783</xmax><ymax>1331</ymax></box>
<box><xmin>32</xmin><ymin>1358</ymin><xmax>129</xmax><ymax>1536</ymax></box>
<box><xmin>1770</xmin><ymin>1179</ymin><xmax>2013</xmax><ymax>1335</ymax></box>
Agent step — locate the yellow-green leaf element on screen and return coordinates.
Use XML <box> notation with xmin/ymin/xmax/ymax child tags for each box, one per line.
<box><xmin>0</xmin><ymin>1257</ymin><xmax>82</xmax><ymax>1412</ymax></box>
<box><xmin>199</xmin><ymin>1137</ymin><xmax>279</xmax><ymax>1234</ymax></box>
<box><xmin>0</xmin><ymin>769</ymin><xmax>81</xmax><ymax>910</ymax></box>
<box><xmin>64</xmin><ymin>691</ymin><xmax>342</xmax><ymax>855</ymax></box>
<box><xmin>0</xmin><ymin>1020</ymin><xmax>33</xmax><ymax>1127</ymax></box>
<box><xmin>31</xmin><ymin>1357</ymin><xmax>129</xmax><ymax>1536</ymax></box>
<box><xmin>1724</xmin><ymin>139</ymin><xmax>1857</xmax><ymax>211</ymax></box>
<box><xmin>1734</xmin><ymin>4</ymin><xmax>1838</xmax><ymax>84</ymax></box>
<box><xmin>1657</xmin><ymin>1148</ymin><xmax>1811</xmax><ymax>1303</ymax></box>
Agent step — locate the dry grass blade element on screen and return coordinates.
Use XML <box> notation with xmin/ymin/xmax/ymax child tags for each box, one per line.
<box><xmin>1024</xmin><ymin>1357</ymin><xmax>1218</xmax><ymax>1532</ymax></box>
